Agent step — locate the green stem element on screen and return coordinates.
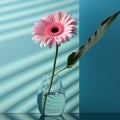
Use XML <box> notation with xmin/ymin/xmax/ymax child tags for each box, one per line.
<box><xmin>42</xmin><ymin>45</ymin><xmax>59</xmax><ymax>115</ymax></box>
<box><xmin>54</xmin><ymin>66</ymin><xmax>67</xmax><ymax>76</ymax></box>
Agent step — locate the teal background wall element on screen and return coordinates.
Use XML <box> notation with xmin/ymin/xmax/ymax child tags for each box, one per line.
<box><xmin>0</xmin><ymin>0</ymin><xmax>79</xmax><ymax>113</ymax></box>
<box><xmin>80</xmin><ymin>0</ymin><xmax>120</xmax><ymax>113</ymax></box>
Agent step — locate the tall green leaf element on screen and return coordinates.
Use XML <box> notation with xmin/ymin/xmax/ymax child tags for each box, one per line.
<box><xmin>67</xmin><ymin>11</ymin><xmax>120</xmax><ymax>68</ymax></box>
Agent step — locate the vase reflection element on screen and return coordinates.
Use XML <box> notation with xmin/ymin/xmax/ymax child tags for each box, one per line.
<box><xmin>39</xmin><ymin>115</ymin><xmax>63</xmax><ymax>120</ymax></box>
<box><xmin>39</xmin><ymin>114</ymin><xmax>79</xmax><ymax>120</ymax></box>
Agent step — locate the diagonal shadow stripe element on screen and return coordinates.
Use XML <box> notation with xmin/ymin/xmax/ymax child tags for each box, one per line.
<box><xmin>28</xmin><ymin>105</ymin><xmax>38</xmax><ymax>113</ymax></box>
<box><xmin>0</xmin><ymin>51</ymin><xmax>79</xmax><ymax>99</ymax></box>
<box><xmin>1</xmin><ymin>10</ymin><xmax>78</xmax><ymax>33</ymax></box>
<box><xmin>65</xmin><ymin>93</ymin><xmax>79</xmax><ymax>113</ymax></box>
<box><xmin>5</xmin><ymin>90</ymin><xmax>37</xmax><ymax>112</ymax></box>
<box><xmin>1</xmin><ymin>13</ymin><xmax>78</xmax><ymax>34</ymax></box>
<box><xmin>0</xmin><ymin>44</ymin><xmax>78</xmax><ymax>82</ymax></box>
<box><xmin>1</xmin><ymin>1</ymin><xmax>52</xmax><ymax>14</ymax></box>
<box><xmin>69</xmin><ymin>103</ymin><xmax>79</xmax><ymax>113</ymax></box>
<box><xmin>1</xmin><ymin>1</ymin><xmax>78</xmax><ymax>23</ymax></box>
<box><xmin>1</xmin><ymin>0</ymin><xmax>22</xmax><ymax>6</ymax></box>
<box><xmin>0</xmin><ymin>53</ymin><xmax>78</xmax><ymax>100</ymax></box>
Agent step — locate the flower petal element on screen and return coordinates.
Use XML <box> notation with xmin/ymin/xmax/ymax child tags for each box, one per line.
<box><xmin>32</xmin><ymin>11</ymin><xmax>77</xmax><ymax>48</ymax></box>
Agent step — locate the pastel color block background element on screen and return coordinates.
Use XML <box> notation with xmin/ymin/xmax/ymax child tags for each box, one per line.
<box><xmin>80</xmin><ymin>0</ymin><xmax>120</xmax><ymax>113</ymax></box>
<box><xmin>0</xmin><ymin>0</ymin><xmax>79</xmax><ymax>113</ymax></box>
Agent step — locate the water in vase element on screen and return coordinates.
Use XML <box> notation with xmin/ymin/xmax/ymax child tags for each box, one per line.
<box><xmin>37</xmin><ymin>92</ymin><xmax>65</xmax><ymax>115</ymax></box>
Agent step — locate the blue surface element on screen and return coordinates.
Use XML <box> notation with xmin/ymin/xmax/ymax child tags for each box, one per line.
<box><xmin>1</xmin><ymin>113</ymin><xmax>120</xmax><ymax>120</ymax></box>
<box><xmin>80</xmin><ymin>0</ymin><xmax>120</xmax><ymax>113</ymax></box>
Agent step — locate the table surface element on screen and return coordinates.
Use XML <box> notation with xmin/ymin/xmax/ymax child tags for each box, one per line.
<box><xmin>1</xmin><ymin>113</ymin><xmax>120</xmax><ymax>120</ymax></box>
<box><xmin>0</xmin><ymin>113</ymin><xmax>79</xmax><ymax>120</ymax></box>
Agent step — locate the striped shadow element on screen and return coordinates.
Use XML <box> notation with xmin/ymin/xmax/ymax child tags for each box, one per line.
<box><xmin>0</xmin><ymin>0</ymin><xmax>79</xmax><ymax>113</ymax></box>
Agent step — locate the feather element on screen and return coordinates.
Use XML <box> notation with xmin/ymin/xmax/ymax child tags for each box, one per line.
<box><xmin>67</xmin><ymin>11</ymin><xmax>120</xmax><ymax>68</ymax></box>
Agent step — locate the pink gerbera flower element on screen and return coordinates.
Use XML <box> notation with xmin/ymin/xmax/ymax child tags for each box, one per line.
<box><xmin>32</xmin><ymin>11</ymin><xmax>77</xmax><ymax>48</ymax></box>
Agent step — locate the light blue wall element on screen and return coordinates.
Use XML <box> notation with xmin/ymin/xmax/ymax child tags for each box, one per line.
<box><xmin>80</xmin><ymin>0</ymin><xmax>120</xmax><ymax>113</ymax></box>
<box><xmin>0</xmin><ymin>0</ymin><xmax>79</xmax><ymax>113</ymax></box>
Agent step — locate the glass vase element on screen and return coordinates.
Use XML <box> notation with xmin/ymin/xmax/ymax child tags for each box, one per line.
<box><xmin>37</xmin><ymin>74</ymin><xmax>66</xmax><ymax>116</ymax></box>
